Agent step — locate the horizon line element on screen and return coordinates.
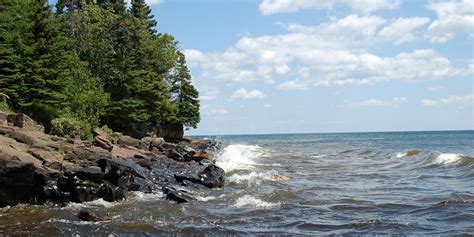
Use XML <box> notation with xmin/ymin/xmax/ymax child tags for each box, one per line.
<box><xmin>186</xmin><ymin>128</ymin><xmax>474</xmax><ymax>137</ymax></box>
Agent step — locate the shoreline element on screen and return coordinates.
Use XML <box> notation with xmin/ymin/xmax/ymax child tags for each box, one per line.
<box><xmin>0</xmin><ymin>113</ymin><xmax>225</xmax><ymax>210</ymax></box>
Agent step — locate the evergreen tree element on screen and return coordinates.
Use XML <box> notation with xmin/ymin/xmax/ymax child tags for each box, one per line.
<box><xmin>171</xmin><ymin>52</ymin><xmax>200</xmax><ymax>129</ymax></box>
<box><xmin>0</xmin><ymin>0</ymin><xmax>24</xmax><ymax>110</ymax></box>
<box><xmin>130</xmin><ymin>0</ymin><xmax>157</xmax><ymax>34</ymax></box>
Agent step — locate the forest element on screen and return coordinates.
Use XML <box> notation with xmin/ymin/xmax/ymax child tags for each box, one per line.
<box><xmin>0</xmin><ymin>0</ymin><xmax>200</xmax><ymax>139</ymax></box>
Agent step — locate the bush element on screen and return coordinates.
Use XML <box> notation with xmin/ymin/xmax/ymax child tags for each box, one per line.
<box><xmin>100</xmin><ymin>125</ymin><xmax>113</xmax><ymax>135</ymax></box>
<box><xmin>0</xmin><ymin>100</ymin><xmax>13</xmax><ymax>114</ymax></box>
<box><xmin>50</xmin><ymin>115</ymin><xmax>93</xmax><ymax>140</ymax></box>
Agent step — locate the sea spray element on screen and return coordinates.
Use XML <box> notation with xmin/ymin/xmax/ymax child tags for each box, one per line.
<box><xmin>215</xmin><ymin>144</ymin><xmax>264</xmax><ymax>172</ymax></box>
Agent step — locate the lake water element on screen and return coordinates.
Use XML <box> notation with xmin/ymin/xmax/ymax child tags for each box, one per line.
<box><xmin>1</xmin><ymin>130</ymin><xmax>473</xmax><ymax>235</ymax></box>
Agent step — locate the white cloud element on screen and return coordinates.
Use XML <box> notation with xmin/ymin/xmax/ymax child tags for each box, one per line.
<box><xmin>425</xmin><ymin>0</ymin><xmax>474</xmax><ymax>43</ymax></box>
<box><xmin>264</xmin><ymin>103</ymin><xmax>273</xmax><ymax>108</ymax></box>
<box><xmin>258</xmin><ymin>0</ymin><xmax>400</xmax><ymax>15</ymax></box>
<box><xmin>422</xmin><ymin>94</ymin><xmax>474</xmax><ymax>106</ymax></box>
<box><xmin>185</xmin><ymin>14</ymin><xmax>472</xmax><ymax>91</ymax></box>
<box><xmin>379</xmin><ymin>17</ymin><xmax>431</xmax><ymax>44</ymax></box>
<box><xmin>230</xmin><ymin>88</ymin><xmax>265</xmax><ymax>100</ymax></box>
<box><xmin>275</xmin><ymin>64</ymin><xmax>290</xmax><ymax>74</ymax></box>
<box><xmin>352</xmin><ymin>97</ymin><xmax>407</xmax><ymax>107</ymax></box>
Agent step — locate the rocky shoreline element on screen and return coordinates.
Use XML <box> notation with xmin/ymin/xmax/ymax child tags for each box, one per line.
<box><xmin>0</xmin><ymin>113</ymin><xmax>224</xmax><ymax>208</ymax></box>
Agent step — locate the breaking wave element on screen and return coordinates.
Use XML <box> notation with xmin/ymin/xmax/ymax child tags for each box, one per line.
<box><xmin>233</xmin><ymin>195</ymin><xmax>280</xmax><ymax>209</ymax></box>
<box><xmin>215</xmin><ymin>144</ymin><xmax>265</xmax><ymax>172</ymax></box>
<box><xmin>396</xmin><ymin>149</ymin><xmax>421</xmax><ymax>158</ymax></box>
<box><xmin>431</xmin><ymin>153</ymin><xmax>471</xmax><ymax>165</ymax></box>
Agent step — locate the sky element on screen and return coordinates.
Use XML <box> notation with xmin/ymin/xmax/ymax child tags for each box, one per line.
<box><xmin>51</xmin><ymin>0</ymin><xmax>473</xmax><ymax>135</ymax></box>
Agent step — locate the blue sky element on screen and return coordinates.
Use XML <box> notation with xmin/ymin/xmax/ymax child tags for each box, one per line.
<box><xmin>51</xmin><ymin>0</ymin><xmax>473</xmax><ymax>135</ymax></box>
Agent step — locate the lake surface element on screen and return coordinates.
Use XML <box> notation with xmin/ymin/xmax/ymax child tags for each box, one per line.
<box><xmin>1</xmin><ymin>130</ymin><xmax>473</xmax><ymax>235</ymax></box>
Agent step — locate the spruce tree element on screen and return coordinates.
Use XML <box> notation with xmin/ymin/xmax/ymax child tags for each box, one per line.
<box><xmin>171</xmin><ymin>52</ymin><xmax>200</xmax><ymax>129</ymax></box>
<box><xmin>0</xmin><ymin>0</ymin><xmax>24</xmax><ymax>110</ymax></box>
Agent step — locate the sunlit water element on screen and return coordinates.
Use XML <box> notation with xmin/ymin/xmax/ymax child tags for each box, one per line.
<box><xmin>1</xmin><ymin>131</ymin><xmax>473</xmax><ymax>235</ymax></box>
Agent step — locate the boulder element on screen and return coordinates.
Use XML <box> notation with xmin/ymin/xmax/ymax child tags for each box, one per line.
<box><xmin>93</xmin><ymin>135</ymin><xmax>113</xmax><ymax>151</ymax></box>
<box><xmin>6</xmin><ymin>113</ymin><xmax>44</xmax><ymax>132</ymax></box>
<box><xmin>198</xmin><ymin>164</ymin><xmax>225</xmax><ymax>188</ymax></box>
<box><xmin>78</xmin><ymin>209</ymin><xmax>112</xmax><ymax>222</ymax></box>
<box><xmin>162</xmin><ymin>186</ymin><xmax>195</xmax><ymax>203</ymax></box>
<box><xmin>192</xmin><ymin>150</ymin><xmax>214</xmax><ymax>162</ymax></box>
<box><xmin>117</xmin><ymin>135</ymin><xmax>148</xmax><ymax>150</ymax></box>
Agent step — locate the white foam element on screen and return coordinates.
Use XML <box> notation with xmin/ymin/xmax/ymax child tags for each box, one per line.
<box><xmin>46</xmin><ymin>218</ymin><xmax>103</xmax><ymax>225</ymax></box>
<box><xmin>311</xmin><ymin>155</ymin><xmax>327</xmax><ymax>158</ymax></box>
<box><xmin>128</xmin><ymin>191</ymin><xmax>164</xmax><ymax>202</ymax></box>
<box><xmin>227</xmin><ymin>171</ymin><xmax>288</xmax><ymax>185</ymax></box>
<box><xmin>396</xmin><ymin>150</ymin><xmax>420</xmax><ymax>158</ymax></box>
<box><xmin>196</xmin><ymin>193</ymin><xmax>227</xmax><ymax>202</ymax></box>
<box><xmin>64</xmin><ymin>198</ymin><xmax>121</xmax><ymax>210</ymax></box>
<box><xmin>433</xmin><ymin>153</ymin><xmax>463</xmax><ymax>165</ymax></box>
<box><xmin>215</xmin><ymin>144</ymin><xmax>264</xmax><ymax>172</ymax></box>
<box><xmin>233</xmin><ymin>195</ymin><xmax>280</xmax><ymax>209</ymax></box>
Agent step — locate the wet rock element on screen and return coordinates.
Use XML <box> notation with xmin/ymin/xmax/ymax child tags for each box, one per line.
<box><xmin>78</xmin><ymin>209</ymin><xmax>112</xmax><ymax>222</ymax></box>
<box><xmin>192</xmin><ymin>150</ymin><xmax>214</xmax><ymax>162</ymax></box>
<box><xmin>162</xmin><ymin>186</ymin><xmax>195</xmax><ymax>203</ymax></box>
<box><xmin>198</xmin><ymin>164</ymin><xmax>225</xmax><ymax>188</ymax></box>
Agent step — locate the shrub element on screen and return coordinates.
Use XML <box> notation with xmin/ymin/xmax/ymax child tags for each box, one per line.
<box><xmin>0</xmin><ymin>100</ymin><xmax>13</xmax><ymax>114</ymax></box>
<box><xmin>50</xmin><ymin>115</ymin><xmax>93</xmax><ymax>140</ymax></box>
<box><xmin>100</xmin><ymin>125</ymin><xmax>113</xmax><ymax>135</ymax></box>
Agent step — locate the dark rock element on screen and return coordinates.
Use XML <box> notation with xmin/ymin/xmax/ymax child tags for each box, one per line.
<box><xmin>162</xmin><ymin>186</ymin><xmax>195</xmax><ymax>203</ymax></box>
<box><xmin>198</xmin><ymin>164</ymin><xmax>225</xmax><ymax>188</ymax></box>
<box><xmin>166</xmin><ymin>149</ymin><xmax>184</xmax><ymax>161</ymax></box>
<box><xmin>78</xmin><ymin>209</ymin><xmax>112</xmax><ymax>222</ymax></box>
<box><xmin>0</xmin><ymin>113</ymin><xmax>225</xmax><ymax>207</ymax></box>
<box><xmin>174</xmin><ymin>173</ymin><xmax>200</xmax><ymax>184</ymax></box>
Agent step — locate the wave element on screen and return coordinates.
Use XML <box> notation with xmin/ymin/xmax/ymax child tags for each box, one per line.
<box><xmin>233</xmin><ymin>195</ymin><xmax>280</xmax><ymax>209</ymax></box>
<box><xmin>64</xmin><ymin>198</ymin><xmax>122</xmax><ymax>210</ymax></box>
<box><xmin>227</xmin><ymin>171</ymin><xmax>289</xmax><ymax>186</ymax></box>
<box><xmin>215</xmin><ymin>144</ymin><xmax>264</xmax><ymax>172</ymax></box>
<box><xmin>431</xmin><ymin>153</ymin><xmax>472</xmax><ymax>165</ymax></box>
<box><xmin>396</xmin><ymin>149</ymin><xmax>421</xmax><ymax>158</ymax></box>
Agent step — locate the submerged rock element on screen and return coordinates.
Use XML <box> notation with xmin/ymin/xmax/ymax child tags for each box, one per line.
<box><xmin>162</xmin><ymin>186</ymin><xmax>195</xmax><ymax>203</ymax></box>
<box><xmin>78</xmin><ymin>209</ymin><xmax>112</xmax><ymax>222</ymax></box>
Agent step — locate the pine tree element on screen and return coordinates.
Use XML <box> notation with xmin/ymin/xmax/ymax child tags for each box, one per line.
<box><xmin>130</xmin><ymin>0</ymin><xmax>157</xmax><ymax>34</ymax></box>
<box><xmin>171</xmin><ymin>52</ymin><xmax>200</xmax><ymax>129</ymax></box>
<box><xmin>0</xmin><ymin>0</ymin><xmax>24</xmax><ymax>110</ymax></box>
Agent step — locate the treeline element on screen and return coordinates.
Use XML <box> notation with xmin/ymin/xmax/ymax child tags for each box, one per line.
<box><xmin>0</xmin><ymin>0</ymin><xmax>200</xmax><ymax>139</ymax></box>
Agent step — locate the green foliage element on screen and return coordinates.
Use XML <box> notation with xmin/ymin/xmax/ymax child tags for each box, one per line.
<box><xmin>50</xmin><ymin>115</ymin><xmax>93</xmax><ymax>140</ymax></box>
<box><xmin>0</xmin><ymin>0</ymin><xmax>200</xmax><ymax>138</ymax></box>
<box><xmin>100</xmin><ymin>125</ymin><xmax>113</xmax><ymax>135</ymax></box>
<box><xmin>170</xmin><ymin>52</ymin><xmax>200</xmax><ymax>129</ymax></box>
<box><xmin>0</xmin><ymin>100</ymin><xmax>12</xmax><ymax>114</ymax></box>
